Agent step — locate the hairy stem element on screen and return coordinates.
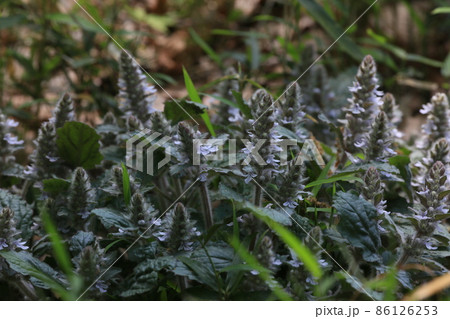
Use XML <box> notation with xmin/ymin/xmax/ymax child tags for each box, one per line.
<box><xmin>254</xmin><ymin>185</ymin><xmax>263</xmax><ymax>206</ymax></box>
<box><xmin>200</xmin><ymin>181</ymin><xmax>214</xmax><ymax>230</ymax></box>
<box><xmin>12</xmin><ymin>277</ymin><xmax>39</xmax><ymax>300</ymax></box>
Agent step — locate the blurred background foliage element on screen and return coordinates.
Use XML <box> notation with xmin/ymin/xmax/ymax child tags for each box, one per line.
<box><xmin>0</xmin><ymin>0</ymin><xmax>449</xmax><ymax>142</ymax></box>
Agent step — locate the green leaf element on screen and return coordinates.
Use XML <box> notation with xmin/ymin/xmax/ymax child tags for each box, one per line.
<box><xmin>56</xmin><ymin>121</ymin><xmax>103</xmax><ymax>169</ymax></box>
<box><xmin>182</xmin><ymin>67</ymin><xmax>216</xmax><ymax>136</ymax></box>
<box><xmin>216</xmin><ymin>183</ymin><xmax>291</xmax><ymax>225</ymax></box>
<box><xmin>91</xmin><ymin>208</ymin><xmax>133</xmax><ymax>229</ymax></box>
<box><xmin>241</xmin><ymin>202</ymin><xmax>292</xmax><ymax>226</ymax></box>
<box><xmin>333</xmin><ymin>192</ymin><xmax>381</xmax><ymax>262</ymax></box>
<box><xmin>339</xmin><ymin>162</ymin><xmax>400</xmax><ymax>175</ymax></box>
<box><xmin>121</xmin><ymin>163</ymin><xmax>131</xmax><ymax>206</ymax></box>
<box><xmin>177</xmin><ymin>256</ymin><xmax>218</xmax><ymax>290</ymax></box>
<box><xmin>432</xmin><ymin>7</ymin><xmax>450</xmax><ymax>15</ymax></box>
<box><xmin>120</xmin><ymin>272</ymin><xmax>158</xmax><ymax>297</ymax></box>
<box><xmin>164</xmin><ymin>99</ymin><xmax>208</xmax><ymax>123</ymax></box>
<box><xmin>306</xmin><ymin>174</ymin><xmax>363</xmax><ymax>189</ymax></box>
<box><xmin>189</xmin><ymin>28</ymin><xmax>221</xmax><ymax>65</ymax></box>
<box><xmin>41</xmin><ymin>211</ymin><xmax>73</xmax><ymax>278</ymax></box>
<box><xmin>46</xmin><ymin>13</ymin><xmax>103</xmax><ymax>33</ymax></box>
<box><xmin>126</xmin><ymin>7</ymin><xmax>175</xmax><ymax>33</ymax></box>
<box><xmin>42</xmin><ymin>178</ymin><xmax>71</xmax><ymax>196</ymax></box>
<box><xmin>230</xmin><ymin>238</ymin><xmax>292</xmax><ymax>301</ymax></box>
<box><xmin>311</xmin><ymin>157</ymin><xmax>335</xmax><ymax>196</ymax></box>
<box><xmin>263</xmin><ymin>218</ymin><xmax>323</xmax><ymax>279</ymax></box>
<box><xmin>0</xmin><ymin>15</ymin><xmax>27</xmax><ymax>30</ymax></box>
<box><xmin>69</xmin><ymin>231</ymin><xmax>95</xmax><ymax>255</ymax></box>
<box><xmin>0</xmin><ymin>189</ymin><xmax>34</xmax><ymax>240</ymax></box>
<box><xmin>273</xmin><ymin>125</ymin><xmax>299</xmax><ymax>140</ymax></box>
<box><xmin>297</xmin><ymin>0</ymin><xmax>364</xmax><ymax>61</ymax></box>
<box><xmin>442</xmin><ymin>53</ymin><xmax>450</xmax><ymax>78</ymax></box>
<box><xmin>0</xmin><ymin>250</ymin><xmax>73</xmax><ymax>300</ymax></box>
<box><xmin>231</xmin><ymin>90</ymin><xmax>252</xmax><ymax>118</ymax></box>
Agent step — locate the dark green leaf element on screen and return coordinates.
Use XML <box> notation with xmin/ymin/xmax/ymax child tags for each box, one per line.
<box><xmin>231</xmin><ymin>90</ymin><xmax>252</xmax><ymax>118</ymax></box>
<box><xmin>120</xmin><ymin>272</ymin><xmax>158</xmax><ymax>297</ymax></box>
<box><xmin>164</xmin><ymin>99</ymin><xmax>208</xmax><ymax>123</ymax></box>
<box><xmin>0</xmin><ymin>15</ymin><xmax>27</xmax><ymax>30</ymax></box>
<box><xmin>91</xmin><ymin>208</ymin><xmax>132</xmax><ymax>229</ymax></box>
<box><xmin>69</xmin><ymin>231</ymin><xmax>95</xmax><ymax>255</ymax></box>
<box><xmin>334</xmin><ymin>192</ymin><xmax>381</xmax><ymax>262</ymax></box>
<box><xmin>0</xmin><ymin>250</ymin><xmax>72</xmax><ymax>299</ymax></box>
<box><xmin>42</xmin><ymin>178</ymin><xmax>71</xmax><ymax>196</ymax></box>
<box><xmin>0</xmin><ymin>189</ymin><xmax>34</xmax><ymax>240</ymax></box>
<box><xmin>339</xmin><ymin>162</ymin><xmax>400</xmax><ymax>175</ymax></box>
<box><xmin>177</xmin><ymin>256</ymin><xmax>218</xmax><ymax>290</ymax></box>
<box><xmin>56</xmin><ymin>121</ymin><xmax>103</xmax><ymax>169</ymax></box>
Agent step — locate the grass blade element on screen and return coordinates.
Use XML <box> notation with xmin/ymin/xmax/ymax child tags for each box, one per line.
<box><xmin>230</xmin><ymin>237</ymin><xmax>292</xmax><ymax>301</ymax></box>
<box><xmin>182</xmin><ymin>67</ymin><xmax>216</xmax><ymax>136</ymax></box>
<box><xmin>189</xmin><ymin>28</ymin><xmax>221</xmax><ymax>65</ymax></box>
<box><xmin>121</xmin><ymin>163</ymin><xmax>131</xmax><ymax>206</ymax></box>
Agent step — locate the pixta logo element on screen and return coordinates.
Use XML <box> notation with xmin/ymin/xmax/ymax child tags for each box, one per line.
<box><xmin>126</xmin><ymin>129</ymin><xmax>172</xmax><ymax>176</ymax></box>
<box><xmin>126</xmin><ymin>130</ymin><xmax>324</xmax><ymax>175</ymax></box>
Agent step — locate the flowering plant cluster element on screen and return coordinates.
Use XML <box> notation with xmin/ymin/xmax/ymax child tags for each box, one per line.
<box><xmin>0</xmin><ymin>52</ymin><xmax>449</xmax><ymax>301</ymax></box>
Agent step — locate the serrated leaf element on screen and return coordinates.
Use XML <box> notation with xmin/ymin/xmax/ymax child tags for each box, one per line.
<box><xmin>120</xmin><ymin>272</ymin><xmax>158</xmax><ymax>297</ymax></box>
<box><xmin>0</xmin><ymin>189</ymin><xmax>34</xmax><ymax>240</ymax></box>
<box><xmin>334</xmin><ymin>191</ymin><xmax>381</xmax><ymax>262</ymax></box>
<box><xmin>56</xmin><ymin>121</ymin><xmax>103</xmax><ymax>169</ymax></box>
<box><xmin>69</xmin><ymin>231</ymin><xmax>95</xmax><ymax>255</ymax></box>
<box><xmin>134</xmin><ymin>255</ymin><xmax>180</xmax><ymax>273</ymax></box>
<box><xmin>91</xmin><ymin>208</ymin><xmax>133</xmax><ymax>229</ymax></box>
<box><xmin>127</xmin><ymin>242</ymin><xmax>158</xmax><ymax>262</ymax></box>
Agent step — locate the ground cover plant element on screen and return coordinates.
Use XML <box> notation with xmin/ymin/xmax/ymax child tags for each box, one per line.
<box><xmin>1</xmin><ymin>0</ymin><xmax>450</xmax><ymax>301</ymax></box>
<box><xmin>0</xmin><ymin>50</ymin><xmax>449</xmax><ymax>301</ymax></box>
